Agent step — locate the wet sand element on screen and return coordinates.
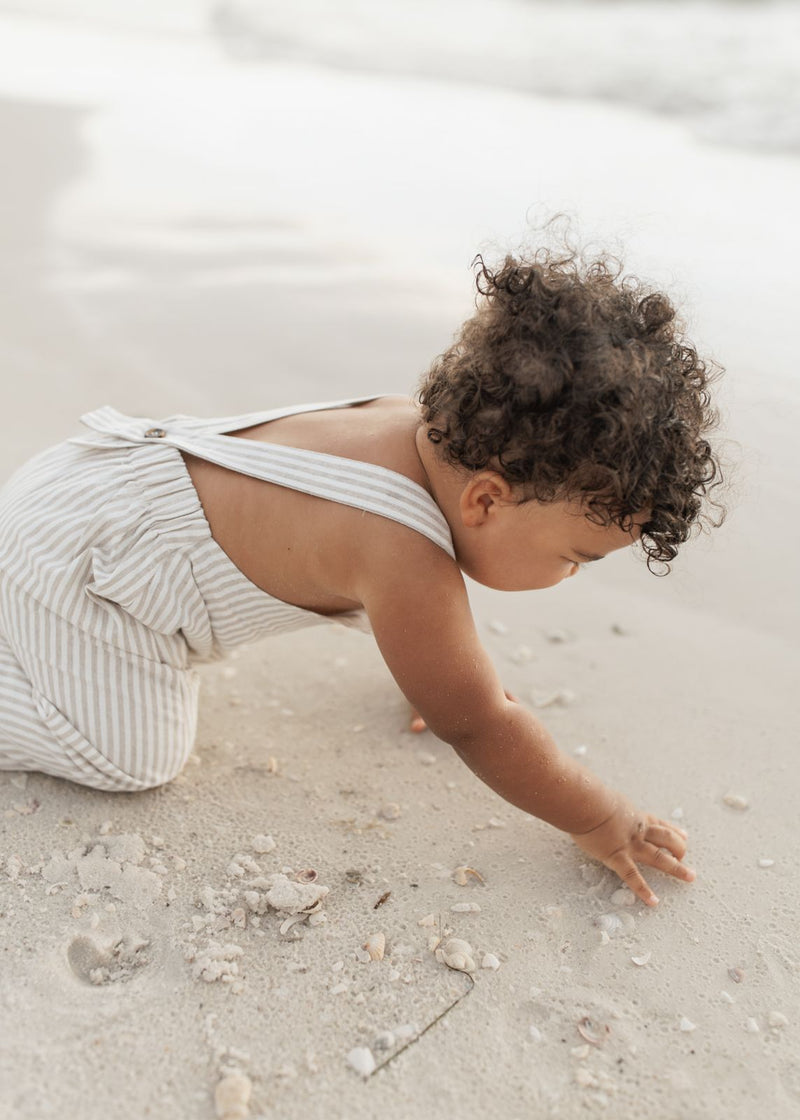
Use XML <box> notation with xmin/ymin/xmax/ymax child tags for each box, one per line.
<box><xmin>1</xmin><ymin>88</ymin><xmax>799</xmax><ymax>1120</ymax></box>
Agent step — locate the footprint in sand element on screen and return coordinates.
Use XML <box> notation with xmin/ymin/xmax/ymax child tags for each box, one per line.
<box><xmin>66</xmin><ymin>934</ymin><xmax>150</xmax><ymax>986</ymax></box>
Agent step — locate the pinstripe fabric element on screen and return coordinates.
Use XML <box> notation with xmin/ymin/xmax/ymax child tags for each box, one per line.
<box><xmin>0</xmin><ymin>399</ymin><xmax>454</xmax><ymax>791</ymax></box>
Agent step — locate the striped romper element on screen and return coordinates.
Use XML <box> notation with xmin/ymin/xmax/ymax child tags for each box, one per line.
<box><xmin>0</xmin><ymin>398</ymin><xmax>454</xmax><ymax>792</ymax></box>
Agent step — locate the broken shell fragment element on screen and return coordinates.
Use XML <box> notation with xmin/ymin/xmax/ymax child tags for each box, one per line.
<box><xmin>264</xmin><ymin>873</ymin><xmax>329</xmax><ymax>914</ymax></box>
<box><xmin>294</xmin><ymin>868</ymin><xmax>318</xmax><ymax>884</ymax></box>
<box><xmin>279</xmin><ymin>913</ymin><xmax>308</xmax><ymax>937</ymax></box>
<box><xmin>631</xmin><ymin>951</ymin><xmax>652</xmax><ymax>967</ymax></box>
<box><xmin>577</xmin><ymin>1017</ymin><xmax>610</xmax><ymax>1046</ymax></box>
<box><xmin>450</xmin><ymin>902</ymin><xmax>481</xmax><ymax>913</ymax></box>
<box><xmin>482</xmin><ymin>953</ymin><xmax>500</xmax><ymax>970</ymax></box>
<box><xmin>768</xmin><ymin>1011</ymin><xmax>789</xmax><ymax>1029</ymax></box>
<box><xmin>679</xmin><ymin>1018</ymin><xmax>697</xmax><ymax>1032</ymax></box>
<box><xmin>728</xmin><ymin>967</ymin><xmax>745</xmax><ymax>984</ymax></box>
<box><xmin>745</xmin><ymin>1018</ymin><xmax>760</xmax><ymax>1033</ymax></box>
<box><xmin>417</xmin><ymin>913</ymin><xmax>436</xmax><ymax>928</ymax></box>
<box><xmin>452</xmin><ymin>866</ymin><xmax>485</xmax><ymax>886</ymax></box>
<box><xmin>363</xmin><ymin>932</ymin><xmax>386</xmax><ymax>961</ymax></box>
<box><xmin>214</xmin><ymin>1073</ymin><xmax>252</xmax><ymax>1120</ymax></box>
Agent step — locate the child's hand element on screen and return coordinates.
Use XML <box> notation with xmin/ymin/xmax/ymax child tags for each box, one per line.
<box><xmin>570</xmin><ymin>796</ymin><xmax>695</xmax><ymax>906</ymax></box>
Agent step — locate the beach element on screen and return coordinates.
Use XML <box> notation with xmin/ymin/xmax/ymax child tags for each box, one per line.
<box><xmin>1</xmin><ymin>5</ymin><xmax>798</xmax><ymax>1118</ymax></box>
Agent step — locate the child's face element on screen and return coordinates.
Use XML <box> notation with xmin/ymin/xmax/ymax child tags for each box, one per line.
<box><xmin>456</xmin><ymin>481</ymin><xmax>644</xmax><ymax>592</ymax></box>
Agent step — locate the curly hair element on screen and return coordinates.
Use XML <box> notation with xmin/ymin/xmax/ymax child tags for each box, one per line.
<box><xmin>418</xmin><ymin>249</ymin><xmax>725</xmax><ymax>572</ymax></box>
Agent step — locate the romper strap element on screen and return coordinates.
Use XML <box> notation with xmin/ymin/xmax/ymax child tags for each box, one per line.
<box><xmin>75</xmin><ymin>405</ymin><xmax>456</xmax><ymax>560</ymax></box>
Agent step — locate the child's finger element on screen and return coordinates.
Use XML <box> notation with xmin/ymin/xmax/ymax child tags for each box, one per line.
<box><xmin>608</xmin><ymin>854</ymin><xmax>659</xmax><ymax>907</ymax></box>
<box><xmin>645</xmin><ymin>824</ymin><xmax>687</xmax><ymax>860</ymax></box>
<box><xmin>643</xmin><ymin>842</ymin><xmax>696</xmax><ymax>882</ymax></box>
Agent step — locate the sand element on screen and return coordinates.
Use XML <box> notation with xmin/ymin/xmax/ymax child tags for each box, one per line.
<box><xmin>1</xmin><ymin>44</ymin><xmax>799</xmax><ymax>1120</ymax></box>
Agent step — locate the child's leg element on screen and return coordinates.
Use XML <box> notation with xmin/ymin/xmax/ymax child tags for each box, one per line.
<box><xmin>0</xmin><ymin>581</ymin><xmax>199</xmax><ymax>792</ymax></box>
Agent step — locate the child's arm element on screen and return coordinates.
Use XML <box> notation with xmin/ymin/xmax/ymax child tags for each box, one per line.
<box><xmin>358</xmin><ymin>537</ymin><xmax>693</xmax><ymax>906</ymax></box>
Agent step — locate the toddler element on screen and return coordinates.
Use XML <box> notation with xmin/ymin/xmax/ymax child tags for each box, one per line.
<box><xmin>0</xmin><ymin>248</ymin><xmax>723</xmax><ymax>906</ymax></box>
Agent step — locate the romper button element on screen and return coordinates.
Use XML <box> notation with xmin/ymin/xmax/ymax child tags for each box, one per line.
<box><xmin>144</xmin><ymin>427</ymin><xmax>167</xmax><ymax>438</ymax></box>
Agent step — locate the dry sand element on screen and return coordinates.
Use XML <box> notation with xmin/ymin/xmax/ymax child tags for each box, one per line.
<box><xmin>1</xmin><ymin>88</ymin><xmax>799</xmax><ymax>1120</ymax></box>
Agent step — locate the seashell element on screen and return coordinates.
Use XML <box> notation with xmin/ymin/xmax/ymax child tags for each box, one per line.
<box><xmin>427</xmin><ymin>935</ymin><xmax>442</xmax><ymax>952</ymax></box>
<box><xmin>595</xmin><ymin>913</ymin><xmax>623</xmax><ymax>936</ymax></box>
<box><xmin>279</xmin><ymin>913</ymin><xmax>308</xmax><ymax>936</ymax></box>
<box><xmin>294</xmin><ymin>869</ymin><xmax>318</xmax><ymax>884</ymax></box>
<box><xmin>745</xmin><ymin>1018</ymin><xmax>760</xmax><ymax>1033</ymax></box>
<box><xmin>346</xmin><ymin>1047</ymin><xmax>376</xmax><ymax>1078</ymax></box>
<box><xmin>452</xmin><ymin>866</ymin><xmax>485</xmax><ymax>886</ymax></box>
<box><xmin>631</xmin><ymin>952</ymin><xmax>651</xmax><ymax>967</ymax></box>
<box><xmin>441</xmin><ymin>937</ymin><xmax>476</xmax><ymax>973</ymax></box>
<box><xmin>610</xmin><ymin>888</ymin><xmax>636</xmax><ymax>907</ymax></box>
<box><xmin>442</xmin><ymin>952</ymin><xmax>474</xmax><ymax>972</ymax></box>
<box><xmin>264</xmin><ymin>873</ymin><xmax>329</xmax><ymax>914</ymax></box>
<box><xmin>577</xmin><ymin>1017</ymin><xmax>610</xmax><ymax>1046</ymax></box>
<box><xmin>213</xmin><ymin>1073</ymin><xmax>252</xmax><ymax>1120</ymax></box>
<box><xmin>363</xmin><ymin>932</ymin><xmax>386</xmax><ymax>961</ymax></box>
<box><xmin>482</xmin><ymin>953</ymin><xmax>500</xmax><ymax>970</ymax></box>
<box><xmin>728</xmin><ymin>967</ymin><xmax>745</xmax><ymax>984</ymax></box>
<box><xmin>722</xmin><ymin>793</ymin><xmax>749</xmax><ymax>811</ymax></box>
<box><xmin>768</xmin><ymin>1011</ymin><xmax>789</xmax><ymax>1029</ymax></box>
<box><xmin>450</xmin><ymin>902</ymin><xmax>481</xmax><ymax>913</ymax></box>
<box><xmin>679</xmin><ymin>1018</ymin><xmax>697</xmax><ymax>1032</ymax></box>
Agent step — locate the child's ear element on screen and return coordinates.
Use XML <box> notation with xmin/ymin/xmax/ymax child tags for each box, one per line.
<box><xmin>459</xmin><ymin>472</ymin><xmax>514</xmax><ymax>527</ymax></box>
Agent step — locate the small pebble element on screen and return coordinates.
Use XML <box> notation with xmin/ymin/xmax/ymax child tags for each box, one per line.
<box><xmin>573</xmin><ymin>745</ymin><xmax>588</xmax><ymax>757</ymax></box>
<box><xmin>450</xmin><ymin>902</ymin><xmax>481</xmax><ymax>913</ymax></box>
<box><xmin>379</xmin><ymin>803</ymin><xmax>401</xmax><ymax>821</ymax></box>
<box><xmin>758</xmin><ymin>859</ymin><xmax>775</xmax><ymax>868</ymax></box>
<box><xmin>346</xmin><ymin>1047</ymin><xmax>376</xmax><ymax>1078</ymax></box>
<box><xmin>671</xmin><ymin>808</ymin><xmax>684</xmax><ymax>821</ymax></box>
<box><xmin>529</xmin><ymin>1025</ymin><xmax>542</xmax><ymax>1042</ymax></box>
<box><xmin>745</xmin><ymin>1018</ymin><xmax>760</xmax><ymax>1033</ymax></box>
<box><xmin>417</xmin><ymin>913</ymin><xmax>436</xmax><ymax>928</ymax></box>
<box><xmin>488</xmin><ymin>620</ymin><xmax>509</xmax><ymax>635</ymax></box>
<box><xmin>721</xmin><ymin>991</ymin><xmax>735</xmax><ymax>1005</ymax></box>
<box><xmin>679</xmin><ymin>1018</ymin><xmax>697</xmax><ymax>1033</ymax></box>
<box><xmin>768</xmin><ymin>1011</ymin><xmax>789</xmax><ymax>1029</ymax></box>
<box><xmin>722</xmin><ymin>793</ymin><xmax>749</xmax><ymax>811</ymax></box>
<box><xmin>251</xmin><ymin>835</ymin><xmax>276</xmax><ymax>854</ymax></box>
<box><xmin>482</xmin><ymin>953</ymin><xmax>500</xmax><ymax>970</ymax></box>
